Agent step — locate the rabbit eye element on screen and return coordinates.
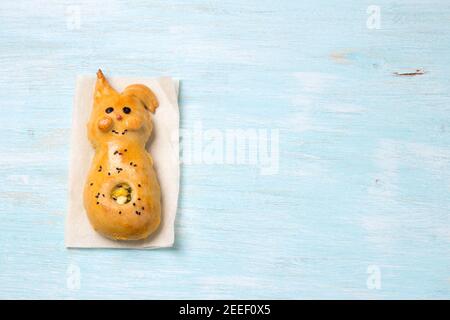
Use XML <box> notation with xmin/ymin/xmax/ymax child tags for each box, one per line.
<box><xmin>105</xmin><ymin>107</ymin><xmax>114</xmax><ymax>114</ymax></box>
<box><xmin>123</xmin><ymin>107</ymin><xmax>131</xmax><ymax>114</ymax></box>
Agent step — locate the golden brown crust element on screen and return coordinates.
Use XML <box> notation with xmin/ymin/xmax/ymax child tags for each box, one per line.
<box><xmin>83</xmin><ymin>69</ymin><xmax>161</xmax><ymax>241</ymax></box>
<box><xmin>123</xmin><ymin>84</ymin><xmax>159</xmax><ymax>112</ymax></box>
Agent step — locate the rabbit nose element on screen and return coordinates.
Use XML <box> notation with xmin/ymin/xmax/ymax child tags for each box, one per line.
<box><xmin>116</xmin><ymin>114</ymin><xmax>123</xmax><ymax>121</ymax></box>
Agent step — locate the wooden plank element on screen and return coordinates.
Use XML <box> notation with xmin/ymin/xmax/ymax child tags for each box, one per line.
<box><xmin>0</xmin><ymin>0</ymin><xmax>448</xmax><ymax>299</ymax></box>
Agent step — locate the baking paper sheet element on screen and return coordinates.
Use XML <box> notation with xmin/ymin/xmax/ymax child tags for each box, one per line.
<box><xmin>65</xmin><ymin>75</ymin><xmax>179</xmax><ymax>249</ymax></box>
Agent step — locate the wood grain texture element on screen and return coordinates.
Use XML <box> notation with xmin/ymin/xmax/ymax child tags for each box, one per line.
<box><xmin>0</xmin><ymin>0</ymin><xmax>449</xmax><ymax>299</ymax></box>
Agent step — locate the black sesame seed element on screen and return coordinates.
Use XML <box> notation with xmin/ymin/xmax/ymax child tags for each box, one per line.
<box><xmin>119</xmin><ymin>211</ymin><xmax>121</xmax><ymax>214</ymax></box>
<box><xmin>90</xmin><ymin>183</ymin><xmax>93</xmax><ymax>186</ymax></box>
<box><xmin>96</xmin><ymin>202</ymin><xmax>99</xmax><ymax>205</ymax></box>
<box><xmin>137</xmin><ymin>198</ymin><xmax>141</xmax><ymax>200</ymax></box>
<box><xmin>142</xmin><ymin>207</ymin><xmax>144</xmax><ymax>210</ymax></box>
<box><xmin>124</xmin><ymin>149</ymin><xmax>127</xmax><ymax>152</ymax></box>
<box><xmin>130</xmin><ymin>162</ymin><xmax>133</xmax><ymax>165</ymax></box>
<box><xmin>108</xmin><ymin>172</ymin><xmax>111</xmax><ymax>176</ymax></box>
<box><xmin>133</xmin><ymin>203</ymin><xmax>135</xmax><ymax>206</ymax></box>
<box><xmin>138</xmin><ymin>184</ymin><xmax>141</xmax><ymax>187</ymax></box>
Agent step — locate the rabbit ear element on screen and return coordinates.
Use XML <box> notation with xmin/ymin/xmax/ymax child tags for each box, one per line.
<box><xmin>122</xmin><ymin>84</ymin><xmax>159</xmax><ymax>113</ymax></box>
<box><xmin>94</xmin><ymin>69</ymin><xmax>117</xmax><ymax>99</ymax></box>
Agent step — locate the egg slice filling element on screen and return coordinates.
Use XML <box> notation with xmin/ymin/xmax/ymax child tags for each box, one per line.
<box><xmin>111</xmin><ymin>183</ymin><xmax>132</xmax><ymax>204</ymax></box>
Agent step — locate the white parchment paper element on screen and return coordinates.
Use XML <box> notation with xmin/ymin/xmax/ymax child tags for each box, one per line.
<box><xmin>65</xmin><ymin>76</ymin><xmax>179</xmax><ymax>249</ymax></box>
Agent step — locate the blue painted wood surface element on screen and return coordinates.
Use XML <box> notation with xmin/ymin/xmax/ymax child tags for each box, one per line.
<box><xmin>0</xmin><ymin>0</ymin><xmax>449</xmax><ymax>299</ymax></box>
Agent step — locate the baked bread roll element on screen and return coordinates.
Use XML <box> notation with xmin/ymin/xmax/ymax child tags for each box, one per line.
<box><xmin>83</xmin><ymin>70</ymin><xmax>161</xmax><ymax>240</ymax></box>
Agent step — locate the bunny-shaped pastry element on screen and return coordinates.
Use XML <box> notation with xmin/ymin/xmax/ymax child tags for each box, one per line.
<box><xmin>83</xmin><ymin>70</ymin><xmax>161</xmax><ymax>240</ymax></box>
